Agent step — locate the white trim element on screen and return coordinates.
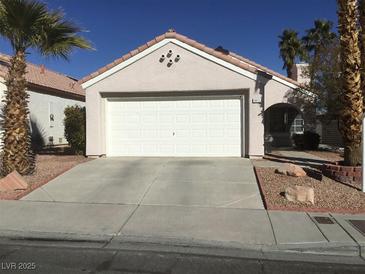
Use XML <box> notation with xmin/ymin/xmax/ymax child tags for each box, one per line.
<box><xmin>272</xmin><ymin>75</ymin><xmax>298</xmax><ymax>89</ymax></box>
<box><xmin>105</xmin><ymin>95</ymin><xmax>243</xmax><ymax>157</ymax></box>
<box><xmin>170</xmin><ymin>39</ymin><xmax>257</xmax><ymax>81</ymax></box>
<box><xmin>81</xmin><ymin>39</ymin><xmax>171</xmax><ymax>89</ymax></box>
<box><xmin>81</xmin><ymin>38</ymin><xmax>304</xmax><ymax>91</ymax></box>
<box><xmin>106</xmin><ymin>94</ymin><xmax>242</xmax><ymax>102</ymax></box>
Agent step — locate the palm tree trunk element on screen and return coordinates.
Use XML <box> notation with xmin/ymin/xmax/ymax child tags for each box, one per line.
<box><xmin>1</xmin><ymin>50</ymin><xmax>35</xmax><ymax>175</ymax></box>
<box><xmin>287</xmin><ymin>67</ymin><xmax>293</xmax><ymax>79</ymax></box>
<box><xmin>337</xmin><ymin>0</ymin><xmax>363</xmax><ymax>166</ymax></box>
<box><xmin>360</xmin><ymin>0</ymin><xmax>365</xmax><ymax>110</ymax></box>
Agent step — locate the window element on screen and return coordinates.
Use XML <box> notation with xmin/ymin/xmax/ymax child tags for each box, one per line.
<box><xmin>291</xmin><ymin>117</ymin><xmax>304</xmax><ymax>134</ymax></box>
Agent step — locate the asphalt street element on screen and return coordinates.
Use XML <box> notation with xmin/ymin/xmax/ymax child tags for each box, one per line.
<box><xmin>1</xmin><ymin>243</ymin><xmax>365</xmax><ymax>274</ymax></box>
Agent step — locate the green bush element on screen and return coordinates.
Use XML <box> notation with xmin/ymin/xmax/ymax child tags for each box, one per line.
<box><xmin>292</xmin><ymin>133</ymin><xmax>305</xmax><ymax>150</ymax></box>
<box><xmin>64</xmin><ymin>105</ymin><xmax>86</xmax><ymax>154</ymax></box>
<box><xmin>292</xmin><ymin>131</ymin><xmax>320</xmax><ymax>150</ymax></box>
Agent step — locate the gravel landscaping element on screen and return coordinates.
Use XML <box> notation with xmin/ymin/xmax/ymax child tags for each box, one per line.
<box><xmin>0</xmin><ymin>155</ymin><xmax>91</xmax><ymax>200</ymax></box>
<box><xmin>255</xmin><ymin>167</ymin><xmax>365</xmax><ymax>213</ymax></box>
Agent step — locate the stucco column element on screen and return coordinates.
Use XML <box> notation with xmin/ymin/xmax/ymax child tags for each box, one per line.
<box><xmin>86</xmin><ymin>91</ymin><xmax>103</xmax><ymax>156</ymax></box>
<box><xmin>249</xmin><ymin>91</ymin><xmax>265</xmax><ymax>157</ymax></box>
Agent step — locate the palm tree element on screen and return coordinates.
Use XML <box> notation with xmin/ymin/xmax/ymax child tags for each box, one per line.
<box><xmin>278</xmin><ymin>29</ymin><xmax>304</xmax><ymax>79</ymax></box>
<box><xmin>302</xmin><ymin>20</ymin><xmax>338</xmax><ymax>99</ymax></box>
<box><xmin>0</xmin><ymin>0</ymin><xmax>91</xmax><ymax>175</ymax></box>
<box><xmin>359</xmin><ymin>0</ymin><xmax>365</xmax><ymax>111</ymax></box>
<box><xmin>302</xmin><ymin>20</ymin><xmax>337</xmax><ymax>59</ymax></box>
<box><xmin>337</xmin><ymin>0</ymin><xmax>363</xmax><ymax>166</ymax></box>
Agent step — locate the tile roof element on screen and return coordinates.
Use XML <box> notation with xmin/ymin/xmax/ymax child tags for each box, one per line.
<box><xmin>0</xmin><ymin>53</ymin><xmax>84</xmax><ymax>98</ymax></box>
<box><xmin>80</xmin><ymin>30</ymin><xmax>302</xmax><ymax>88</ymax></box>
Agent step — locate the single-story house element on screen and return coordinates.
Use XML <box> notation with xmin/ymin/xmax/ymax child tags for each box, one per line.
<box><xmin>0</xmin><ymin>53</ymin><xmax>85</xmax><ymax>148</ymax></box>
<box><xmin>81</xmin><ymin>30</ymin><xmax>305</xmax><ymax>158</ymax></box>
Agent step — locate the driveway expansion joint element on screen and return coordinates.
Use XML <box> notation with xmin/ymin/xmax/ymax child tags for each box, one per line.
<box><xmin>265</xmin><ymin>211</ymin><xmax>278</xmax><ymax>245</ymax></box>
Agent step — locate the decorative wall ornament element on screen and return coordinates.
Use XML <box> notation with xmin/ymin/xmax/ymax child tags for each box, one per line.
<box><xmin>159</xmin><ymin>50</ymin><xmax>181</xmax><ymax>67</ymax></box>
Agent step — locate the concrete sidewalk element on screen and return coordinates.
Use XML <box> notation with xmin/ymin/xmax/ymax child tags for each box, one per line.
<box><xmin>0</xmin><ymin>200</ymin><xmax>364</xmax><ymax>260</ymax></box>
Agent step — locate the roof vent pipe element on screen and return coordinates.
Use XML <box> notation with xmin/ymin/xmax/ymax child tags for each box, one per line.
<box><xmin>167</xmin><ymin>50</ymin><xmax>172</xmax><ymax>57</ymax></box>
<box><xmin>40</xmin><ymin>64</ymin><xmax>45</xmax><ymax>74</ymax></box>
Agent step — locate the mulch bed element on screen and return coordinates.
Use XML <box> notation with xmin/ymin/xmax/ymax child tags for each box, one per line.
<box><xmin>0</xmin><ymin>155</ymin><xmax>91</xmax><ymax>200</ymax></box>
<box><xmin>255</xmin><ymin>166</ymin><xmax>365</xmax><ymax>214</ymax></box>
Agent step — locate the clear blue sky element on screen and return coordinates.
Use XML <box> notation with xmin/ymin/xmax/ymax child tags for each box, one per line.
<box><xmin>0</xmin><ymin>0</ymin><xmax>337</xmax><ymax>79</ymax></box>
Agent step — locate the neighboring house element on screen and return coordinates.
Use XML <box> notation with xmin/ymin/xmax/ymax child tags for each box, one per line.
<box><xmin>316</xmin><ymin>116</ymin><xmax>343</xmax><ymax>147</ymax></box>
<box><xmin>0</xmin><ymin>53</ymin><xmax>85</xmax><ymax>148</ymax></box>
<box><xmin>291</xmin><ymin>63</ymin><xmax>344</xmax><ymax>148</ymax></box>
<box><xmin>81</xmin><ymin>30</ymin><xmax>305</xmax><ymax>158</ymax></box>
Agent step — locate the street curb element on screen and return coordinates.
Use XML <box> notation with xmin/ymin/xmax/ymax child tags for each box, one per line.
<box><xmin>0</xmin><ymin>230</ymin><xmax>112</xmax><ymax>249</ymax></box>
<box><xmin>0</xmin><ymin>231</ymin><xmax>364</xmax><ymax>265</ymax></box>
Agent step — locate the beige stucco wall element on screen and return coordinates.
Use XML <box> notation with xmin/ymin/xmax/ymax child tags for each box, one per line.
<box><xmin>264</xmin><ymin>79</ymin><xmax>295</xmax><ymax>110</ymax></box>
<box><xmin>85</xmin><ymin>41</ymin><xmax>297</xmax><ymax>157</ymax></box>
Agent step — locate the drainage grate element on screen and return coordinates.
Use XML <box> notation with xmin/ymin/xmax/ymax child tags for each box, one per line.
<box><xmin>313</xmin><ymin>216</ymin><xmax>335</xmax><ymax>224</ymax></box>
<box><xmin>348</xmin><ymin>220</ymin><xmax>365</xmax><ymax>237</ymax></box>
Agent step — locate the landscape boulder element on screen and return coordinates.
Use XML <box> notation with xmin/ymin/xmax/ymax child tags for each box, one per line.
<box><xmin>285</xmin><ymin>185</ymin><xmax>314</xmax><ymax>204</ymax></box>
<box><xmin>0</xmin><ymin>170</ymin><xmax>28</xmax><ymax>192</ymax></box>
<box><xmin>275</xmin><ymin>163</ymin><xmax>306</xmax><ymax>177</ymax></box>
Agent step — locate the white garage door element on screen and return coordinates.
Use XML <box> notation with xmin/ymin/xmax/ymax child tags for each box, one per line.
<box><xmin>107</xmin><ymin>96</ymin><xmax>243</xmax><ymax>157</ymax></box>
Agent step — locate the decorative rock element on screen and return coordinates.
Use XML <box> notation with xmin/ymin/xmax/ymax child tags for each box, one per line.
<box><xmin>0</xmin><ymin>170</ymin><xmax>28</xmax><ymax>191</ymax></box>
<box><xmin>276</xmin><ymin>163</ymin><xmax>306</xmax><ymax>177</ymax></box>
<box><xmin>285</xmin><ymin>185</ymin><xmax>314</xmax><ymax>204</ymax></box>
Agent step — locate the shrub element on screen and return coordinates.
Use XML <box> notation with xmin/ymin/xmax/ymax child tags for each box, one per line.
<box><xmin>292</xmin><ymin>133</ymin><xmax>305</xmax><ymax>150</ymax></box>
<box><xmin>292</xmin><ymin>131</ymin><xmax>320</xmax><ymax>150</ymax></box>
<box><xmin>64</xmin><ymin>105</ymin><xmax>86</xmax><ymax>154</ymax></box>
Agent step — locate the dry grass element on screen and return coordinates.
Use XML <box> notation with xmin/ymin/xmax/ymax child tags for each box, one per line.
<box><xmin>255</xmin><ymin>167</ymin><xmax>365</xmax><ymax>213</ymax></box>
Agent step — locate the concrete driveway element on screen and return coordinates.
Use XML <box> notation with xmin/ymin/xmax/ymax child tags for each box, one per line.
<box><xmin>22</xmin><ymin>157</ymin><xmax>264</xmax><ymax>209</ymax></box>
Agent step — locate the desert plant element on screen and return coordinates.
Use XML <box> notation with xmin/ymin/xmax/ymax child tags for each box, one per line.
<box><xmin>64</xmin><ymin>105</ymin><xmax>86</xmax><ymax>154</ymax></box>
<box><xmin>302</xmin><ymin>20</ymin><xmax>337</xmax><ymax>60</ymax></box>
<box><xmin>359</xmin><ymin>0</ymin><xmax>365</xmax><ymax>110</ymax></box>
<box><xmin>278</xmin><ymin>29</ymin><xmax>305</xmax><ymax>78</ymax></box>
<box><xmin>0</xmin><ymin>0</ymin><xmax>91</xmax><ymax>175</ymax></box>
<box><xmin>292</xmin><ymin>133</ymin><xmax>305</xmax><ymax>150</ymax></box>
<box><xmin>337</xmin><ymin>0</ymin><xmax>363</xmax><ymax>166</ymax></box>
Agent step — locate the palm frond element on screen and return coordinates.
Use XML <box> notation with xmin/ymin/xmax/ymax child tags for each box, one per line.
<box><xmin>0</xmin><ymin>0</ymin><xmax>92</xmax><ymax>57</ymax></box>
<box><xmin>37</xmin><ymin>11</ymin><xmax>93</xmax><ymax>59</ymax></box>
<box><xmin>302</xmin><ymin>19</ymin><xmax>337</xmax><ymax>56</ymax></box>
<box><xmin>278</xmin><ymin>29</ymin><xmax>304</xmax><ymax>72</ymax></box>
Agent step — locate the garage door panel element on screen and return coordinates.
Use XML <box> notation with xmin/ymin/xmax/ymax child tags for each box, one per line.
<box><xmin>107</xmin><ymin>97</ymin><xmax>242</xmax><ymax>157</ymax></box>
